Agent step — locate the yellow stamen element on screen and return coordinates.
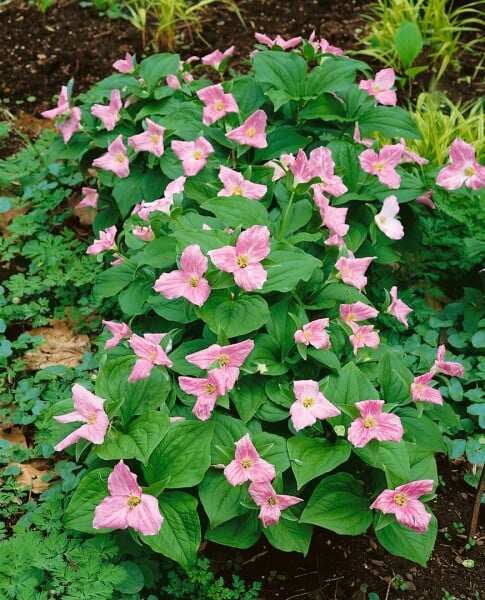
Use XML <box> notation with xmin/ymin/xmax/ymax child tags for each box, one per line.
<box><xmin>394</xmin><ymin>492</ymin><xmax>408</xmax><ymax>507</ymax></box>
<box><xmin>193</xmin><ymin>150</ymin><xmax>202</xmax><ymax>160</ymax></box>
<box><xmin>236</xmin><ymin>255</ymin><xmax>249</xmax><ymax>268</ymax></box>
<box><xmin>241</xmin><ymin>458</ymin><xmax>252</xmax><ymax>469</ymax></box>
<box><xmin>150</xmin><ymin>135</ymin><xmax>160</xmax><ymax>144</ymax></box>
<box><xmin>116</xmin><ymin>154</ymin><xmax>125</xmax><ymax>163</ymax></box>
<box><xmin>204</xmin><ymin>383</ymin><xmax>216</xmax><ymax>395</ymax></box>
<box><xmin>302</xmin><ymin>396</ymin><xmax>314</xmax><ymax>408</ymax></box>
<box><xmin>219</xmin><ymin>354</ymin><xmax>230</xmax><ymax>367</ymax></box>
<box><xmin>246</xmin><ymin>127</ymin><xmax>256</xmax><ymax>138</ymax></box>
<box><xmin>374</xmin><ymin>162</ymin><xmax>384</xmax><ymax>173</ymax></box>
<box><xmin>189</xmin><ymin>276</ymin><xmax>200</xmax><ymax>287</ymax></box>
<box><xmin>363</xmin><ymin>416</ymin><xmax>376</xmax><ymax>429</ymax></box>
<box><xmin>233</xmin><ymin>185</ymin><xmax>244</xmax><ymax>195</ymax></box>
<box><xmin>87</xmin><ymin>413</ymin><xmax>97</xmax><ymax>425</ymax></box>
<box><xmin>303</xmin><ymin>330</ymin><xmax>312</xmax><ymax>341</ymax></box>
<box><xmin>267</xmin><ymin>495</ymin><xmax>278</xmax><ymax>506</ymax></box>
<box><xmin>214</xmin><ymin>100</ymin><xmax>225</xmax><ymax>111</ymax></box>
<box><xmin>127</xmin><ymin>495</ymin><xmax>141</xmax><ymax>508</ymax></box>
<box><xmin>464</xmin><ymin>165</ymin><xmax>475</xmax><ymax>177</ymax></box>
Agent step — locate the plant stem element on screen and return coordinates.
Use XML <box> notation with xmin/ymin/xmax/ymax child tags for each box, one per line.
<box><xmin>469</xmin><ymin>465</ymin><xmax>485</xmax><ymax>539</ymax></box>
<box><xmin>278</xmin><ymin>189</ymin><xmax>296</xmax><ymax>240</ymax></box>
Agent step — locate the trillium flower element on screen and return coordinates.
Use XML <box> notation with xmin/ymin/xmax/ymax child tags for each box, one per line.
<box><xmin>102</xmin><ymin>320</ymin><xmax>132</xmax><ymax>350</ymax></box>
<box><xmin>197</xmin><ymin>83</ymin><xmax>239</xmax><ymax>126</ymax></box>
<box><xmin>375</xmin><ymin>195</ymin><xmax>404</xmax><ymax>240</ymax></box>
<box><xmin>265</xmin><ymin>153</ymin><xmax>295</xmax><ymax>181</ymax></box>
<box><xmin>294</xmin><ymin>319</ymin><xmax>331</xmax><ymax>349</ymax></box>
<box><xmin>54</xmin><ymin>384</ymin><xmax>109</xmax><ymax>451</ymax></box>
<box><xmin>359</xmin><ymin>68</ymin><xmax>397</xmax><ymax>106</ymax></box>
<box><xmin>132</xmin><ymin>225</ymin><xmax>154</xmax><ymax>241</ymax></box>
<box><xmin>436</xmin><ymin>138</ymin><xmax>485</xmax><ymax>190</ymax></box>
<box><xmin>370</xmin><ymin>479</ymin><xmax>434</xmax><ymax>533</ymax></box>
<box><xmin>290</xmin><ymin>149</ymin><xmax>314</xmax><ymax>186</ymax></box>
<box><xmin>208</xmin><ymin>225</ymin><xmax>270</xmax><ymax>291</ymax></box>
<box><xmin>217</xmin><ymin>166</ymin><xmax>267</xmax><ymax>200</ymax></box>
<box><xmin>91</xmin><ymin>88</ymin><xmax>122</xmax><ymax>131</ymax></box>
<box><xmin>415</xmin><ymin>190</ymin><xmax>436</xmax><ymax>210</ymax></box>
<box><xmin>86</xmin><ymin>225</ymin><xmax>117</xmax><ymax>255</ymax></box>
<box><xmin>313</xmin><ymin>187</ymin><xmax>349</xmax><ymax>248</ymax></box>
<box><xmin>290</xmin><ymin>380</ymin><xmax>341</xmax><ymax>431</ymax></box>
<box><xmin>433</xmin><ymin>345</ymin><xmax>464</xmax><ymax>378</ymax></box>
<box><xmin>308</xmin><ymin>146</ymin><xmax>348</xmax><ymax>197</ymax></box>
<box><xmin>41</xmin><ymin>85</ymin><xmax>70</xmax><ymax>119</ymax></box>
<box><xmin>92</xmin><ymin>135</ymin><xmax>130</xmax><ymax>178</ymax></box>
<box><xmin>171</xmin><ymin>137</ymin><xmax>214</xmax><ymax>176</ymax></box>
<box><xmin>58</xmin><ymin>107</ymin><xmax>82</xmax><ymax>143</ymax></box>
<box><xmin>353</xmin><ymin>122</ymin><xmax>374</xmax><ymax>148</ymax></box>
<box><xmin>335</xmin><ymin>251</ymin><xmax>376</xmax><ymax>292</ymax></box>
<box><xmin>128</xmin><ymin>333</ymin><xmax>173</xmax><ymax>382</ymax></box>
<box><xmin>226</xmin><ymin>110</ymin><xmax>268</xmax><ymax>148</ymax></box>
<box><xmin>248</xmin><ymin>481</ymin><xmax>302</xmax><ymax>527</ymax></box>
<box><xmin>348</xmin><ymin>322</ymin><xmax>380</xmax><ymax>355</ymax></box>
<box><xmin>398</xmin><ymin>138</ymin><xmax>428</xmax><ymax>165</ymax></box>
<box><xmin>185</xmin><ymin>339</ymin><xmax>254</xmax><ymax>393</ymax></box>
<box><xmin>128</xmin><ymin>119</ymin><xmax>166</xmax><ymax>157</ymax></box>
<box><xmin>308</xmin><ymin>31</ymin><xmax>344</xmax><ymax>55</ymax></box>
<box><xmin>113</xmin><ymin>52</ymin><xmax>134</xmax><ymax>73</ymax></box>
<box><xmin>77</xmin><ymin>187</ymin><xmax>98</xmax><ymax>209</ymax></box>
<box><xmin>340</xmin><ymin>302</ymin><xmax>379</xmax><ymax>324</ymax></box>
<box><xmin>153</xmin><ymin>244</ymin><xmax>211</xmax><ymax>307</ymax></box>
<box><xmin>254</xmin><ymin>32</ymin><xmax>302</xmax><ymax>50</ymax></box>
<box><xmin>178</xmin><ymin>370</ymin><xmax>225</xmax><ymax>420</ymax></box>
<box><xmin>411</xmin><ymin>371</ymin><xmax>443</xmax><ymax>405</ymax></box>
<box><xmin>201</xmin><ymin>45</ymin><xmax>235</xmax><ymax>69</ymax></box>
<box><xmin>347</xmin><ymin>400</ymin><xmax>404</xmax><ymax>448</ymax></box>
<box><xmin>387</xmin><ymin>286</ymin><xmax>412</xmax><ymax>327</ymax></box>
<box><xmin>224</xmin><ymin>434</ymin><xmax>276</xmax><ymax>486</ymax></box>
<box><xmin>133</xmin><ymin>176</ymin><xmax>186</xmax><ymax>220</ymax></box>
<box><xmin>166</xmin><ymin>74</ymin><xmax>181</xmax><ymax>89</ymax></box>
<box><xmin>359</xmin><ymin>144</ymin><xmax>403</xmax><ymax>189</ymax></box>
<box><xmin>93</xmin><ymin>460</ymin><xmax>163</xmax><ymax>536</ymax></box>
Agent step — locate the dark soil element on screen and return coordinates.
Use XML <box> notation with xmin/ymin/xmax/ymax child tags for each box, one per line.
<box><xmin>0</xmin><ymin>1</ymin><xmax>484</xmax><ymax>598</ymax></box>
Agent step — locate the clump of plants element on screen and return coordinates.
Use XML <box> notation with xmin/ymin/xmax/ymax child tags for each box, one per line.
<box><xmin>33</xmin><ymin>33</ymin><xmax>485</xmax><ymax>575</ymax></box>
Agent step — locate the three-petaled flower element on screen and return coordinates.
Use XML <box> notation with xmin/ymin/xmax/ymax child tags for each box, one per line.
<box><xmin>347</xmin><ymin>400</ymin><xmax>403</xmax><ymax>448</ymax></box>
<box><xmin>226</xmin><ymin>110</ymin><xmax>268</xmax><ymax>148</ymax></box>
<box><xmin>294</xmin><ymin>319</ymin><xmax>331</xmax><ymax>349</ymax></box>
<box><xmin>335</xmin><ymin>251</ymin><xmax>376</xmax><ymax>292</ymax></box>
<box><xmin>197</xmin><ymin>83</ymin><xmax>239</xmax><ymax>125</ymax></box>
<box><xmin>91</xmin><ymin>89</ymin><xmax>122</xmax><ymax>131</ymax></box>
<box><xmin>171</xmin><ymin>137</ymin><xmax>214</xmax><ymax>176</ymax></box>
<box><xmin>290</xmin><ymin>380</ymin><xmax>341</xmax><ymax>431</ymax></box>
<box><xmin>217</xmin><ymin>166</ymin><xmax>267</xmax><ymax>200</ymax></box>
<box><xmin>224</xmin><ymin>434</ymin><xmax>276</xmax><ymax>486</ymax></box>
<box><xmin>374</xmin><ymin>195</ymin><xmax>404</xmax><ymax>240</ymax></box>
<box><xmin>436</xmin><ymin>138</ymin><xmax>485</xmax><ymax>190</ymax></box>
<box><xmin>92</xmin><ymin>135</ymin><xmax>130</xmax><ymax>178</ymax></box>
<box><xmin>359</xmin><ymin>68</ymin><xmax>397</xmax><ymax>106</ymax></box>
<box><xmin>411</xmin><ymin>371</ymin><xmax>443</xmax><ymax>405</ymax></box>
<box><xmin>248</xmin><ymin>481</ymin><xmax>302</xmax><ymax>527</ymax></box>
<box><xmin>387</xmin><ymin>286</ymin><xmax>412</xmax><ymax>327</ymax></box>
<box><xmin>86</xmin><ymin>225</ymin><xmax>117</xmax><ymax>255</ymax></box>
<box><xmin>359</xmin><ymin>144</ymin><xmax>403</xmax><ymax>188</ymax></box>
<box><xmin>128</xmin><ymin>119</ymin><xmax>166</xmax><ymax>157</ymax></box>
<box><xmin>128</xmin><ymin>333</ymin><xmax>173</xmax><ymax>382</ymax></box>
<box><xmin>178</xmin><ymin>370</ymin><xmax>225</xmax><ymax>420</ymax></box>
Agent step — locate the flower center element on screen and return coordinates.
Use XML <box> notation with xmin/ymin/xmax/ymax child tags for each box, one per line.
<box><xmin>150</xmin><ymin>134</ymin><xmax>160</xmax><ymax>144</ymax></box>
<box><xmin>116</xmin><ymin>154</ymin><xmax>125</xmax><ymax>163</ymax></box>
<box><xmin>204</xmin><ymin>383</ymin><xmax>216</xmax><ymax>395</ymax></box>
<box><xmin>188</xmin><ymin>276</ymin><xmax>200</xmax><ymax>287</ymax></box>
<box><xmin>219</xmin><ymin>354</ymin><xmax>230</xmax><ymax>367</ymax></box>
<box><xmin>342</xmin><ymin>266</ymin><xmax>351</xmax><ymax>277</ymax></box>
<box><xmin>87</xmin><ymin>413</ymin><xmax>97</xmax><ymax>425</ymax></box>
<box><xmin>241</xmin><ymin>457</ymin><xmax>253</xmax><ymax>469</ymax></box>
<box><xmin>214</xmin><ymin>100</ymin><xmax>225</xmax><ymax>111</ymax></box>
<box><xmin>233</xmin><ymin>185</ymin><xmax>244</xmax><ymax>195</ymax></box>
<box><xmin>394</xmin><ymin>492</ymin><xmax>408</xmax><ymax>507</ymax></box>
<box><xmin>372</xmin><ymin>84</ymin><xmax>381</xmax><ymax>94</ymax></box>
<box><xmin>303</xmin><ymin>330</ymin><xmax>312</xmax><ymax>341</ymax></box>
<box><xmin>302</xmin><ymin>396</ymin><xmax>314</xmax><ymax>408</ymax></box>
<box><xmin>415</xmin><ymin>383</ymin><xmax>425</xmax><ymax>396</ymax></box>
<box><xmin>149</xmin><ymin>350</ymin><xmax>158</xmax><ymax>362</ymax></box>
<box><xmin>374</xmin><ymin>162</ymin><xmax>384</xmax><ymax>173</ymax></box>
<box><xmin>127</xmin><ymin>495</ymin><xmax>141</xmax><ymax>509</ymax></box>
<box><xmin>236</xmin><ymin>255</ymin><xmax>249</xmax><ymax>268</ymax></box>
<box><xmin>267</xmin><ymin>495</ymin><xmax>278</xmax><ymax>506</ymax></box>
<box><xmin>246</xmin><ymin>127</ymin><xmax>256</xmax><ymax>138</ymax></box>
<box><xmin>464</xmin><ymin>165</ymin><xmax>475</xmax><ymax>177</ymax></box>
<box><xmin>363</xmin><ymin>416</ymin><xmax>376</xmax><ymax>429</ymax></box>
<box><xmin>193</xmin><ymin>150</ymin><xmax>203</xmax><ymax>160</ymax></box>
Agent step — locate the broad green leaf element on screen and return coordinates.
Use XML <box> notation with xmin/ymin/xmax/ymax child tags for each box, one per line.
<box><xmin>408</xmin><ymin>445</ymin><xmax>438</xmax><ymax>483</ymax></box>
<box><xmin>160</xmin><ymin>104</ymin><xmax>204</xmax><ymax>139</ymax></box>
<box><xmin>199</xmin><ymin>470</ymin><xmax>248</xmax><ymax>528</ymax></box>
<box><xmin>288</xmin><ymin>437</ymin><xmax>351</xmax><ymax>488</ymax></box>
<box><xmin>324</xmin><ymin>362</ymin><xmax>379</xmax><ymax>407</ymax></box>
<box><xmin>205</xmin><ymin>511</ymin><xmax>261</xmax><ymax>549</ymax></box>
<box><xmin>253</xmin><ymin>51</ymin><xmax>306</xmax><ymax>99</ymax></box>
<box><xmin>171</xmin><ymin>228</ymin><xmax>232</xmax><ymax>254</ymax></box>
<box><xmin>230</xmin><ymin>77</ymin><xmax>266</xmax><ymax>115</ymax></box>
<box><xmin>300</xmin><ymin>472</ymin><xmax>372</xmax><ymax>535</ymax></box>
<box><xmin>377</xmin><ymin>351</ymin><xmax>413</xmax><ymax>404</ymax></box>
<box><xmin>138</xmin><ymin>54</ymin><xmax>181</xmax><ymax>90</ymax></box>
<box><xmin>394</xmin><ymin>20</ymin><xmax>423</xmax><ymax>68</ymax></box>
<box><xmin>265</xmin><ymin>296</ymin><xmax>297</xmax><ymax>358</ymax></box>
<box><xmin>118</xmin><ymin>281</ymin><xmax>153</xmax><ymax>316</ymax></box>
<box><xmin>379</xmin><ymin>442</ymin><xmax>411</xmax><ymax>488</ymax></box>
<box><xmin>230</xmin><ymin>375</ymin><xmax>267</xmax><ymax>423</ymax></box>
<box><xmin>399</xmin><ymin>408</ymin><xmax>446</xmax><ymax>452</ymax></box>
<box><xmin>254</xmin><ymin>126</ymin><xmax>310</xmax><ymax>162</ymax></box>
<box><xmin>358</xmin><ymin>106</ymin><xmax>421</xmax><ymax>139</ymax></box>
<box><xmin>305</xmin><ymin>282</ymin><xmax>367</xmax><ymax>309</ymax></box>
<box><xmin>299</xmin><ymin>93</ymin><xmax>349</xmax><ymax>122</ymax></box>
<box><xmin>143</xmin><ymin>491</ymin><xmax>200</xmax><ymax>570</ymax></box>
<box><xmin>113</xmin><ymin>170</ymin><xmax>146</xmax><ymax>217</ymax></box>
<box><xmin>375</xmin><ymin>514</ymin><xmax>437</xmax><ymax>567</ymax></box>
<box><xmin>143</xmin><ymin>420</ymin><xmax>214</xmax><ymax>487</ymax></box>
<box><xmin>305</xmin><ymin>57</ymin><xmax>367</xmax><ymax>96</ymax></box>
<box><xmin>307</xmin><ymin>348</ymin><xmax>341</xmax><ymax>371</ymax></box>
<box><xmin>252</xmin><ymin>431</ymin><xmax>290</xmax><ymax>473</ymax></box>
<box><xmin>263</xmin><ymin>518</ymin><xmax>313</xmax><ymax>555</ymax></box>
<box><xmin>148</xmin><ymin>295</ymin><xmax>198</xmax><ymax>324</ymax></box>
<box><xmin>209</xmin><ymin>413</ymin><xmax>248</xmax><ymax>464</ymax></box>
<box><xmin>197</xmin><ymin>291</ymin><xmax>270</xmax><ymax>337</ymax></box>
<box><xmin>327</xmin><ymin>139</ymin><xmax>361</xmax><ymax>192</ymax></box>
<box><xmin>114</xmin><ymin>561</ymin><xmax>145</xmax><ymax>594</ymax></box>
<box><xmin>262</xmin><ymin>241</ymin><xmax>321</xmax><ymax>294</ymax></box>
<box><xmin>93</xmin><ymin>263</ymin><xmax>135</xmax><ymax>298</ymax></box>
<box><xmin>244</xmin><ymin>334</ymin><xmax>289</xmax><ymax>376</ymax></box>
<box><xmin>64</xmin><ymin>468</ymin><xmax>111</xmax><ymax>533</ymax></box>
<box><xmin>201</xmin><ymin>196</ymin><xmax>270</xmax><ymax>228</ymax></box>
<box><xmin>140</xmin><ymin>236</ymin><xmax>178</xmax><ymax>268</ymax></box>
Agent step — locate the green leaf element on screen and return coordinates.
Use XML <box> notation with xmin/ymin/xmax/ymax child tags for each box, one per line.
<box><xmin>140</xmin><ymin>236</ymin><xmax>178</xmax><ymax>268</ymax></box>
<box><xmin>400</xmin><ymin>408</ymin><xmax>446</xmax><ymax>453</ymax></box>
<box><xmin>324</xmin><ymin>362</ymin><xmax>379</xmax><ymax>407</ymax></box>
<box><xmin>262</xmin><ymin>241</ymin><xmax>321</xmax><ymax>293</ymax></box>
<box><xmin>113</xmin><ymin>170</ymin><xmax>146</xmax><ymax>217</ymax></box>
<box><xmin>253</xmin><ymin>51</ymin><xmax>306</xmax><ymax>100</ymax></box>
<box><xmin>64</xmin><ymin>468</ymin><xmax>111</xmax><ymax>533</ymax></box>
<box><xmin>394</xmin><ymin>20</ymin><xmax>423</xmax><ymax>68</ymax></box>
<box><xmin>138</xmin><ymin>54</ymin><xmax>181</xmax><ymax>90</ymax></box>
<box><xmin>300</xmin><ymin>472</ymin><xmax>372</xmax><ymax>535</ymax></box>
<box><xmin>254</xmin><ymin>126</ymin><xmax>310</xmax><ymax>162</ymax></box>
<box><xmin>209</xmin><ymin>413</ymin><xmax>248</xmax><ymax>464</ymax></box>
<box><xmin>375</xmin><ymin>514</ymin><xmax>437</xmax><ymax>567</ymax></box>
<box><xmin>148</xmin><ymin>294</ymin><xmax>198</xmax><ymax>324</ymax></box>
<box><xmin>143</xmin><ymin>420</ymin><xmax>214</xmax><ymax>487</ymax></box>
<box><xmin>114</xmin><ymin>561</ymin><xmax>145</xmax><ymax>594</ymax></box>
<box><xmin>305</xmin><ymin>57</ymin><xmax>366</xmax><ymax>96</ymax></box>
<box><xmin>263</xmin><ymin>518</ymin><xmax>313</xmax><ymax>555</ymax></box>
<box><xmin>230</xmin><ymin>376</ymin><xmax>267</xmax><ymax>423</ymax></box>
<box><xmin>377</xmin><ymin>351</ymin><xmax>413</xmax><ymax>404</ymax></box>
<box><xmin>118</xmin><ymin>281</ymin><xmax>153</xmax><ymax>316</ymax></box>
<box><xmin>299</xmin><ymin>93</ymin><xmax>349</xmax><ymax>122</ymax></box>
<box><xmin>288</xmin><ymin>437</ymin><xmax>351</xmax><ymax>488</ymax></box>
<box><xmin>307</xmin><ymin>348</ymin><xmax>341</xmax><ymax>371</ymax></box>
<box><xmin>143</xmin><ymin>491</ymin><xmax>200</xmax><ymax>570</ymax></box>
<box><xmin>199</xmin><ymin>470</ymin><xmax>248</xmax><ymax>528</ymax></box>
<box><xmin>358</xmin><ymin>106</ymin><xmax>421</xmax><ymax>139</ymax></box>
<box><xmin>201</xmin><ymin>196</ymin><xmax>270</xmax><ymax>228</ymax></box>
<box><xmin>205</xmin><ymin>511</ymin><xmax>261</xmax><ymax>549</ymax></box>
<box><xmin>197</xmin><ymin>291</ymin><xmax>270</xmax><ymax>337</ymax></box>
<box><xmin>93</xmin><ymin>263</ymin><xmax>135</xmax><ymax>298</ymax></box>
<box><xmin>231</xmin><ymin>77</ymin><xmax>266</xmax><ymax>115</ymax></box>
<box><xmin>252</xmin><ymin>431</ymin><xmax>290</xmax><ymax>474</ymax></box>
<box><xmin>171</xmin><ymin>228</ymin><xmax>232</xmax><ymax>254</ymax></box>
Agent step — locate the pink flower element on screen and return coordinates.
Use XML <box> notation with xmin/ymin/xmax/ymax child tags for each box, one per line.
<box><xmin>185</xmin><ymin>339</ymin><xmax>254</xmax><ymax>394</ymax></box>
<box><xmin>375</xmin><ymin>195</ymin><xmax>404</xmax><ymax>240</ymax></box>
<box><xmin>308</xmin><ymin>31</ymin><xmax>344</xmax><ymax>56</ymax></box>
<box><xmin>171</xmin><ymin>137</ymin><xmax>214</xmax><ymax>176</ymax></box>
<box><xmin>370</xmin><ymin>479</ymin><xmax>434</xmax><ymax>533</ymax></box>
<box><xmin>217</xmin><ymin>166</ymin><xmax>267</xmax><ymax>200</ymax></box>
<box><xmin>290</xmin><ymin>380</ymin><xmax>341</xmax><ymax>431</ymax></box>
<box><xmin>201</xmin><ymin>45</ymin><xmax>235</xmax><ymax>69</ymax></box>
<box><xmin>387</xmin><ymin>286</ymin><xmax>412</xmax><ymax>327</ymax></box>
<box><xmin>58</xmin><ymin>107</ymin><xmax>82</xmax><ymax>143</ymax></box>
<box><xmin>309</xmin><ymin>146</ymin><xmax>348</xmax><ymax>197</ymax></box>
<box><xmin>335</xmin><ymin>251</ymin><xmax>376</xmax><ymax>292</ymax></box>
<box><xmin>77</xmin><ymin>187</ymin><xmax>98</xmax><ymax>209</ymax></box>
<box><xmin>226</xmin><ymin>110</ymin><xmax>268</xmax><ymax>148</ymax></box>
<box><xmin>436</xmin><ymin>139</ymin><xmax>485</xmax><ymax>190</ymax></box>
<box><xmin>347</xmin><ymin>400</ymin><xmax>403</xmax><ymax>447</ymax></box>
<box><xmin>348</xmin><ymin>323</ymin><xmax>380</xmax><ymax>355</ymax></box>
<box><xmin>91</xmin><ymin>89</ymin><xmax>122</xmax><ymax>131</ymax></box>
<box><xmin>363</xmin><ymin>146</ymin><xmax>401</xmax><ymax>179</ymax></box>
<box><xmin>359</xmin><ymin>144</ymin><xmax>403</xmax><ymax>189</ymax></box>
<box><xmin>93</xmin><ymin>460</ymin><xmax>163</xmax><ymax>536</ymax></box>
<box><xmin>128</xmin><ymin>333</ymin><xmax>173</xmax><ymax>382</ymax></box>
<box><xmin>312</xmin><ymin>187</ymin><xmax>349</xmax><ymax>248</ymax></box>
<box><xmin>197</xmin><ymin>84</ymin><xmax>239</xmax><ymax>126</ymax></box>
<box><xmin>353</xmin><ymin>122</ymin><xmax>374</xmax><ymax>148</ymax></box>
<box><xmin>359</xmin><ymin>68</ymin><xmax>397</xmax><ymax>106</ymax></box>
<box><xmin>398</xmin><ymin>138</ymin><xmax>428</xmax><ymax>165</ymax></box>
<box><xmin>178</xmin><ymin>370</ymin><xmax>225</xmax><ymax>420</ymax></box>
<box><xmin>113</xmin><ymin>52</ymin><xmax>134</xmax><ymax>73</ymax></box>
<box><xmin>166</xmin><ymin>74</ymin><xmax>181</xmax><ymax>89</ymax></box>
<box><xmin>255</xmin><ymin>32</ymin><xmax>302</xmax><ymax>50</ymax></box>
<box><xmin>294</xmin><ymin>319</ymin><xmax>331</xmax><ymax>349</ymax></box>
<box><xmin>54</xmin><ymin>384</ymin><xmax>109</xmax><ymax>451</ymax></box>
<box><xmin>134</xmin><ymin>176</ymin><xmax>186</xmax><ymax>220</ymax></box>
<box><xmin>92</xmin><ymin>135</ymin><xmax>130</xmax><ymax>178</ymax></box>
<box><xmin>86</xmin><ymin>225</ymin><xmax>117</xmax><ymax>255</ymax></box>
<box><xmin>41</xmin><ymin>85</ymin><xmax>70</xmax><ymax>119</ymax></box>
<box><xmin>265</xmin><ymin>153</ymin><xmax>295</xmax><ymax>181</ymax></box>
<box><xmin>128</xmin><ymin>119</ymin><xmax>165</xmax><ymax>157</ymax></box>
<box><xmin>132</xmin><ymin>225</ymin><xmax>154</xmax><ymax>241</ymax></box>
<box><xmin>153</xmin><ymin>244</ymin><xmax>211</xmax><ymax>307</ymax></box>
<box><xmin>208</xmin><ymin>225</ymin><xmax>270</xmax><ymax>291</ymax></box>
<box><xmin>415</xmin><ymin>190</ymin><xmax>436</xmax><ymax>210</ymax></box>
<box><xmin>411</xmin><ymin>371</ymin><xmax>443</xmax><ymax>405</ymax></box>
<box><xmin>340</xmin><ymin>302</ymin><xmax>379</xmax><ymax>324</ymax></box>
<box><xmin>224</xmin><ymin>433</ymin><xmax>276</xmax><ymax>486</ymax></box>
<box><xmin>433</xmin><ymin>345</ymin><xmax>464</xmax><ymax>378</ymax></box>
<box><xmin>102</xmin><ymin>320</ymin><xmax>132</xmax><ymax>350</ymax></box>
<box><xmin>248</xmin><ymin>481</ymin><xmax>302</xmax><ymax>527</ymax></box>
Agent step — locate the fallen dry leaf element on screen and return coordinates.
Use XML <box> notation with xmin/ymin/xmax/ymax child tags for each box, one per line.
<box><xmin>24</xmin><ymin>318</ymin><xmax>90</xmax><ymax>369</ymax></box>
<box><xmin>11</xmin><ymin>459</ymin><xmax>52</xmax><ymax>494</ymax></box>
<box><xmin>0</xmin><ymin>425</ymin><xmax>27</xmax><ymax>447</ymax></box>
